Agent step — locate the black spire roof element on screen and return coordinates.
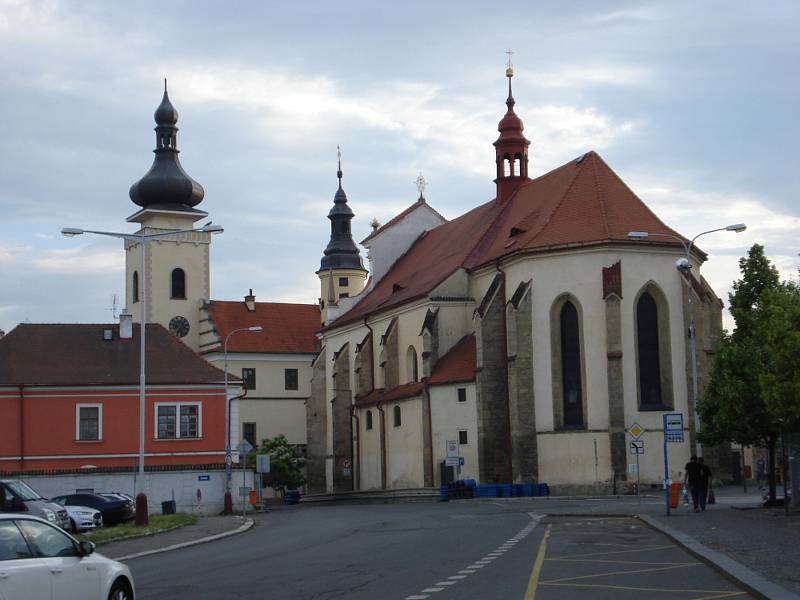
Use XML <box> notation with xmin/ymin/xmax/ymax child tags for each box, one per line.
<box><xmin>129</xmin><ymin>81</ymin><xmax>204</xmax><ymax>211</ymax></box>
<box><xmin>319</xmin><ymin>150</ymin><xmax>366</xmax><ymax>273</ymax></box>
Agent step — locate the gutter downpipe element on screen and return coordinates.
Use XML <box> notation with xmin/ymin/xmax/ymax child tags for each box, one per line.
<box><xmin>424</xmin><ymin>380</ymin><xmax>434</xmax><ymax>487</ymax></box>
<box><xmin>18</xmin><ymin>385</ymin><xmax>25</xmax><ymax>471</ymax></box>
<box><xmin>496</xmin><ymin>261</ymin><xmax>514</xmax><ymax>483</ymax></box>
<box><xmin>350</xmin><ymin>405</ymin><xmax>359</xmax><ymax>491</ymax></box>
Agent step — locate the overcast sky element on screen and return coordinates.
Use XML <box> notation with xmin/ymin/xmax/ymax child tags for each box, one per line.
<box><xmin>1</xmin><ymin>0</ymin><xmax>798</xmax><ymax>334</ymax></box>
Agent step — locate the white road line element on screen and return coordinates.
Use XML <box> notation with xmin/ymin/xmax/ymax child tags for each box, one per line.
<box><xmin>458</xmin><ymin>570</ymin><xmax>476</xmax><ymax>574</ymax></box>
<box><xmin>405</xmin><ymin>596</ymin><xmax>428</xmax><ymax>599</ymax></box>
<box><xmin>435</xmin><ymin>581</ymin><xmax>457</xmax><ymax>586</ymax></box>
<box><xmin>421</xmin><ymin>587</ymin><xmax>444</xmax><ymax>593</ymax></box>
<box><xmin>449</xmin><ymin>575</ymin><xmax>468</xmax><ymax>580</ymax></box>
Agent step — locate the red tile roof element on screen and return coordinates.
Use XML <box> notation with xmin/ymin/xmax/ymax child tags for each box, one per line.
<box><xmin>428</xmin><ymin>335</ymin><xmax>476</xmax><ymax>386</ymax></box>
<box><xmin>205</xmin><ymin>301</ymin><xmax>319</xmax><ymax>354</ymax></box>
<box><xmin>0</xmin><ymin>324</ymin><xmax>227</xmax><ymax>386</ymax></box>
<box><xmin>326</xmin><ymin>151</ymin><xmax>694</xmax><ymax>330</ymax></box>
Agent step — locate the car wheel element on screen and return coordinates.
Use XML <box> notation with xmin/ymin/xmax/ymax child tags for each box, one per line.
<box><xmin>108</xmin><ymin>578</ymin><xmax>133</xmax><ymax>600</ymax></box>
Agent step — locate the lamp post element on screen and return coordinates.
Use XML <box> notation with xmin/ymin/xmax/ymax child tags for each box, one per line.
<box><xmin>61</xmin><ymin>222</ymin><xmax>223</xmax><ymax>524</ymax></box>
<box><xmin>628</xmin><ymin>223</ymin><xmax>746</xmax><ymax>457</ymax></box>
<box><xmin>223</xmin><ymin>325</ymin><xmax>263</xmax><ymax>514</ymax></box>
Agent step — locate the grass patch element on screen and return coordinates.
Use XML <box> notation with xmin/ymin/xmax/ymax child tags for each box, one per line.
<box><xmin>76</xmin><ymin>513</ymin><xmax>197</xmax><ymax>545</ymax></box>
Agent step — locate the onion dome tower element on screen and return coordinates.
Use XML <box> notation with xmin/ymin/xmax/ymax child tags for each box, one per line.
<box><xmin>124</xmin><ymin>81</ymin><xmax>213</xmax><ymax>353</ymax></box>
<box><xmin>494</xmin><ymin>52</ymin><xmax>530</xmax><ymax>202</ymax></box>
<box><xmin>129</xmin><ymin>81</ymin><xmax>205</xmax><ymax>212</ymax></box>
<box><xmin>317</xmin><ymin>148</ymin><xmax>368</xmax><ymax>324</ymax></box>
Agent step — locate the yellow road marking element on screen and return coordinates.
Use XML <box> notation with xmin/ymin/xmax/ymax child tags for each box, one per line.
<box><xmin>546</xmin><ymin>558</ymin><xmax>700</xmax><ymax>566</ymax></box>
<box><xmin>543</xmin><ymin>562</ymin><xmax>702</xmax><ymax>584</ymax></box>
<box><xmin>540</xmin><ymin>582</ymin><xmax>747</xmax><ymax>595</ymax></box>
<box><xmin>690</xmin><ymin>592</ymin><xmax>748</xmax><ymax>599</ymax></box>
<box><xmin>523</xmin><ymin>523</ymin><xmax>551</xmax><ymax>600</ymax></box>
<box><xmin>554</xmin><ymin>544</ymin><xmax>675</xmax><ymax>559</ymax></box>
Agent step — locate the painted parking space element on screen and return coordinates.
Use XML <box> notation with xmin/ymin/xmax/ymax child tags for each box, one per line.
<box><xmin>526</xmin><ymin>516</ymin><xmax>752</xmax><ymax>599</ymax></box>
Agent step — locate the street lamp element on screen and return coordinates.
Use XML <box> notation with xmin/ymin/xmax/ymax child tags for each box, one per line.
<box><xmin>223</xmin><ymin>325</ymin><xmax>263</xmax><ymax>514</ymax></box>
<box><xmin>628</xmin><ymin>223</ymin><xmax>746</xmax><ymax>457</ymax></box>
<box><xmin>61</xmin><ymin>222</ymin><xmax>223</xmax><ymax>523</ymax></box>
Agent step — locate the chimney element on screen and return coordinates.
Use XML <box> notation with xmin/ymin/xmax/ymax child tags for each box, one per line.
<box><xmin>244</xmin><ymin>289</ymin><xmax>256</xmax><ymax>312</ymax></box>
<box><xmin>119</xmin><ymin>311</ymin><xmax>133</xmax><ymax>339</ymax></box>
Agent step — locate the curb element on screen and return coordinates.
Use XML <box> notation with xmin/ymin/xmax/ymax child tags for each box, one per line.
<box><xmin>115</xmin><ymin>518</ymin><xmax>254</xmax><ymax>562</ymax></box>
<box><xmin>638</xmin><ymin>514</ymin><xmax>800</xmax><ymax>600</ymax></box>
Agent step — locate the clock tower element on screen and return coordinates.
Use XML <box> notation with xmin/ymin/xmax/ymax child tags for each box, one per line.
<box><xmin>124</xmin><ymin>82</ymin><xmax>213</xmax><ymax>351</ymax></box>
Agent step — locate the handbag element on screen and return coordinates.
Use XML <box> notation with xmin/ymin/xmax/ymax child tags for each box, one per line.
<box><xmin>681</xmin><ymin>486</ymin><xmax>689</xmax><ymax>506</ymax></box>
<box><xmin>707</xmin><ymin>488</ymin><xmax>716</xmax><ymax>505</ymax></box>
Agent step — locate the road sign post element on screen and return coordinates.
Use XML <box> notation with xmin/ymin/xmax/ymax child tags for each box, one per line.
<box><xmin>662</xmin><ymin>413</ymin><xmax>685</xmax><ymax>516</ymax></box>
<box><xmin>236</xmin><ymin>439</ymin><xmax>254</xmax><ymax>517</ymax></box>
<box><xmin>629</xmin><ymin>440</ymin><xmax>644</xmax><ymax>495</ymax></box>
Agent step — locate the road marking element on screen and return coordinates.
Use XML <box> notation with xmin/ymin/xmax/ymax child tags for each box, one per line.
<box><xmin>524</xmin><ymin>523</ymin><xmax>551</xmax><ymax>600</ymax></box>
<box><xmin>691</xmin><ymin>592</ymin><xmax>747</xmax><ymax>599</ymax></box>
<box><xmin>458</xmin><ymin>570</ymin><xmax>476</xmax><ymax>574</ymax></box>
<box><xmin>405</xmin><ymin>596</ymin><xmax>428</xmax><ymax>599</ymax></box>
<box><xmin>448</xmin><ymin>575</ymin><xmax>467</xmax><ymax>580</ymax></box>
<box><xmin>421</xmin><ymin>587</ymin><xmax>443</xmax><ymax>592</ymax></box>
<box><xmin>546</xmin><ymin>558</ymin><xmax>700</xmax><ymax>566</ymax></box>
<box><xmin>555</xmin><ymin>544</ymin><xmax>674</xmax><ymax>559</ymax></box>
<box><xmin>435</xmin><ymin>581</ymin><xmax>456</xmax><ymax>586</ymax></box>
<box><xmin>543</xmin><ymin>561</ymin><xmax>702</xmax><ymax>584</ymax></box>
<box><xmin>540</xmin><ymin>582</ymin><xmax>746</xmax><ymax>595</ymax></box>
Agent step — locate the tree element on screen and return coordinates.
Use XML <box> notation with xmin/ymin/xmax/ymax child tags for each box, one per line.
<box><xmin>698</xmin><ymin>244</ymin><xmax>782</xmax><ymax>503</ymax></box>
<box><xmin>253</xmin><ymin>434</ymin><xmax>305</xmax><ymax>496</ymax></box>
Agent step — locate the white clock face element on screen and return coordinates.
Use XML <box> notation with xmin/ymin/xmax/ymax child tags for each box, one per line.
<box><xmin>169</xmin><ymin>316</ymin><xmax>190</xmax><ymax>338</ymax></box>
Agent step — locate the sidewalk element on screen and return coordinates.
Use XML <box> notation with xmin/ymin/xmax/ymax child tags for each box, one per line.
<box><xmin>96</xmin><ymin>514</ymin><xmax>253</xmax><ymax>561</ymax></box>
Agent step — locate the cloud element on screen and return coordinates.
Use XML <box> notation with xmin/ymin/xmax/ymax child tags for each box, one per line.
<box><xmin>30</xmin><ymin>246</ymin><xmax>124</xmax><ymax>275</ymax></box>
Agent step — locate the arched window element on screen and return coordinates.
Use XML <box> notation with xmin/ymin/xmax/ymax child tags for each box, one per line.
<box><xmin>366</xmin><ymin>410</ymin><xmax>373</xmax><ymax>430</ymax></box>
<box><xmin>393</xmin><ymin>405</ymin><xmax>401</xmax><ymax>427</ymax></box>
<box><xmin>406</xmin><ymin>346</ymin><xmax>418</xmax><ymax>383</ymax></box>
<box><xmin>560</xmin><ymin>301</ymin><xmax>583</xmax><ymax>427</ymax></box>
<box><xmin>171</xmin><ymin>268</ymin><xmax>186</xmax><ymax>299</ymax></box>
<box><xmin>503</xmin><ymin>154</ymin><xmax>511</xmax><ymax>176</ymax></box>
<box><xmin>635</xmin><ymin>285</ymin><xmax>673</xmax><ymax>409</ymax></box>
<box><xmin>132</xmin><ymin>271</ymin><xmax>139</xmax><ymax>303</ymax></box>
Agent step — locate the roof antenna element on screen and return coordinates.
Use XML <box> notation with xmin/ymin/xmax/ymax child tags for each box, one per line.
<box><xmin>164</xmin><ymin>77</ymin><xmax>168</xmax><ymax>93</ymax></box>
<box><xmin>336</xmin><ymin>145</ymin><xmax>343</xmax><ymax>184</ymax></box>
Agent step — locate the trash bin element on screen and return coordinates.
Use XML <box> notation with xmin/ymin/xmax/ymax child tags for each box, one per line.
<box><xmin>249</xmin><ymin>490</ymin><xmax>258</xmax><ymax>506</ymax></box>
<box><xmin>161</xmin><ymin>500</ymin><xmax>176</xmax><ymax>515</ymax></box>
<box><xmin>669</xmin><ymin>482</ymin><xmax>682</xmax><ymax>509</ymax></box>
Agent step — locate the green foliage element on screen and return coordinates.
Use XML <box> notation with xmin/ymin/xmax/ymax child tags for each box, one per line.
<box><xmin>254</xmin><ymin>434</ymin><xmax>305</xmax><ymax>495</ymax></box>
<box><xmin>728</xmin><ymin>244</ymin><xmax>780</xmax><ymax>336</ymax></box>
<box><xmin>78</xmin><ymin>513</ymin><xmax>196</xmax><ymax>545</ymax></box>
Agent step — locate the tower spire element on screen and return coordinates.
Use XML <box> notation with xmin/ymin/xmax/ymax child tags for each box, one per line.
<box><xmin>493</xmin><ymin>50</ymin><xmax>530</xmax><ymax>202</ymax></box>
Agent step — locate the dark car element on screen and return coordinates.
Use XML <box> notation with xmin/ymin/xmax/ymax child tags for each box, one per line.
<box><xmin>51</xmin><ymin>493</ymin><xmax>134</xmax><ymax>526</ymax></box>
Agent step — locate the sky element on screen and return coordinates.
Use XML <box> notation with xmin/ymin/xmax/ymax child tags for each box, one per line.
<box><xmin>1</xmin><ymin>0</ymin><xmax>798</xmax><ymax>334</ymax></box>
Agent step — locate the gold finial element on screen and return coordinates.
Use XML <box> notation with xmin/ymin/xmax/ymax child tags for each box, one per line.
<box><xmin>415</xmin><ymin>172</ymin><xmax>427</xmax><ymax>202</ymax></box>
<box><xmin>505</xmin><ymin>48</ymin><xmax>514</xmax><ymax>77</ymax></box>
<box><xmin>370</xmin><ymin>217</ymin><xmax>381</xmax><ymax>232</ymax></box>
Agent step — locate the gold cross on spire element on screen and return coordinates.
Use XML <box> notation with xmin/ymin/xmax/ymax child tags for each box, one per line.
<box><xmin>505</xmin><ymin>48</ymin><xmax>514</xmax><ymax>77</ymax></box>
<box><xmin>415</xmin><ymin>172</ymin><xmax>427</xmax><ymax>201</ymax></box>
<box><xmin>336</xmin><ymin>145</ymin><xmax>342</xmax><ymax>181</ymax></box>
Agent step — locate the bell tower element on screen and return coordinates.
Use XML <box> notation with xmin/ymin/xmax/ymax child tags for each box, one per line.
<box><xmin>494</xmin><ymin>50</ymin><xmax>531</xmax><ymax>202</ymax></box>
<box><xmin>125</xmin><ymin>81</ymin><xmax>212</xmax><ymax>351</ymax></box>
<box><xmin>317</xmin><ymin>148</ymin><xmax>368</xmax><ymax>324</ymax></box>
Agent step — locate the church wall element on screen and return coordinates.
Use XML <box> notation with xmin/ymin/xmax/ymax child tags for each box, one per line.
<box><xmin>358</xmin><ymin>406</ymin><xmax>383</xmax><ymax>490</ymax></box>
<box><xmin>434</xmin><ymin>302</ymin><xmax>475</xmax><ymax>358</ymax></box>
<box><xmin>430</xmin><ymin>383</ymin><xmax>479</xmax><ymax>485</ymax></box>
<box><xmin>537</xmin><ymin>432</ymin><xmax>613</xmax><ymax>487</ymax></box>
<box><xmin>305</xmin><ymin>348</ymin><xmax>328</xmax><ymax>494</ymax></box>
<box><xmin>385</xmin><ymin>397</ymin><xmax>425</xmax><ymax>488</ymax></box>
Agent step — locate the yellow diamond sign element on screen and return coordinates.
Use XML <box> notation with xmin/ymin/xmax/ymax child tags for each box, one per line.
<box><xmin>627</xmin><ymin>423</ymin><xmax>645</xmax><ymax>440</ymax></box>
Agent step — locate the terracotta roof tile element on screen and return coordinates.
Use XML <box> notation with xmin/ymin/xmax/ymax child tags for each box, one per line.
<box><xmin>327</xmin><ymin>151</ymin><xmax>695</xmax><ymax>330</ymax></box>
<box><xmin>0</xmin><ymin>323</ymin><xmax>227</xmax><ymax>386</ymax></box>
<box><xmin>206</xmin><ymin>301</ymin><xmax>319</xmax><ymax>354</ymax></box>
<box><xmin>428</xmin><ymin>335</ymin><xmax>476</xmax><ymax>386</ymax></box>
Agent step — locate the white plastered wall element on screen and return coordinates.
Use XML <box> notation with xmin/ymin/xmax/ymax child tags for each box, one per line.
<box><xmin>430</xmin><ymin>383</ymin><xmax>479</xmax><ymax>485</ymax></box>
<box><xmin>385</xmin><ymin>397</ymin><xmax>424</xmax><ymax>488</ymax></box>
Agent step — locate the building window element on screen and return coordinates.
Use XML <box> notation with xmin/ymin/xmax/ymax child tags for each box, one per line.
<box><xmin>156</xmin><ymin>403</ymin><xmax>201</xmax><ymax>439</ymax></box>
<box><xmin>171</xmin><ymin>268</ymin><xmax>186</xmax><ymax>299</ymax></box>
<box><xmin>339</xmin><ymin>277</ymin><xmax>349</xmax><ymax>287</ymax></box>
<box><xmin>285</xmin><ymin>368</ymin><xmax>298</xmax><ymax>391</ymax></box>
<box><xmin>339</xmin><ymin>292</ymin><xmax>349</xmax><ymax>299</ymax></box>
<box><xmin>132</xmin><ymin>271</ymin><xmax>139</xmax><ymax>304</ymax></box>
<box><xmin>242</xmin><ymin>368</ymin><xmax>256</xmax><ymax>390</ymax></box>
<box><xmin>635</xmin><ymin>285</ymin><xmax>674</xmax><ymax>410</ymax></box>
<box><xmin>366</xmin><ymin>410</ymin><xmax>373</xmax><ymax>430</ymax></box>
<box><xmin>76</xmin><ymin>404</ymin><xmax>102</xmax><ymax>441</ymax></box>
<box><xmin>243</xmin><ymin>422</ymin><xmax>257</xmax><ymax>448</ymax></box>
<box><xmin>393</xmin><ymin>405</ymin><xmax>401</xmax><ymax>427</ymax></box>
<box><xmin>557</xmin><ymin>299</ymin><xmax>584</xmax><ymax>428</ymax></box>
<box><xmin>458</xmin><ymin>430</ymin><xmax>468</xmax><ymax>445</ymax></box>
<box><xmin>406</xmin><ymin>346</ymin><xmax>419</xmax><ymax>383</ymax></box>
<box><xmin>457</xmin><ymin>388</ymin><xmax>467</xmax><ymax>402</ymax></box>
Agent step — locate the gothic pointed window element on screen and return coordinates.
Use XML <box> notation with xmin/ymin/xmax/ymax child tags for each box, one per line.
<box><xmin>366</xmin><ymin>410</ymin><xmax>373</xmax><ymax>431</ymax></box>
<box><xmin>132</xmin><ymin>271</ymin><xmax>139</xmax><ymax>303</ymax></box>
<box><xmin>393</xmin><ymin>405</ymin><xmax>401</xmax><ymax>427</ymax></box>
<box><xmin>560</xmin><ymin>301</ymin><xmax>584</xmax><ymax>427</ymax></box>
<box><xmin>406</xmin><ymin>346</ymin><xmax>418</xmax><ymax>383</ymax></box>
<box><xmin>171</xmin><ymin>268</ymin><xmax>186</xmax><ymax>299</ymax></box>
<box><xmin>635</xmin><ymin>285</ymin><xmax>674</xmax><ymax>410</ymax></box>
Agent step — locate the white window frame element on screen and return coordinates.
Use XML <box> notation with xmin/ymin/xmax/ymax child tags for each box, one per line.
<box><xmin>75</xmin><ymin>403</ymin><xmax>103</xmax><ymax>441</ymax></box>
<box><xmin>154</xmin><ymin>401</ymin><xmax>202</xmax><ymax>440</ymax></box>
<box><xmin>458</xmin><ymin>429</ymin><xmax>469</xmax><ymax>445</ymax></box>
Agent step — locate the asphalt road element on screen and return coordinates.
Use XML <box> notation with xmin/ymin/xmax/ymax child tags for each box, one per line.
<box><xmin>127</xmin><ymin>500</ymin><xmax>752</xmax><ymax>599</ymax></box>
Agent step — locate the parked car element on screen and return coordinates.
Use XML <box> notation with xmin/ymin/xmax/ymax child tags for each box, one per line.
<box><xmin>99</xmin><ymin>493</ymin><xmax>136</xmax><ymax>515</ymax></box>
<box><xmin>51</xmin><ymin>493</ymin><xmax>134</xmax><ymax>527</ymax></box>
<box><xmin>0</xmin><ymin>479</ymin><xmax>71</xmax><ymax>531</ymax></box>
<box><xmin>59</xmin><ymin>504</ymin><xmax>103</xmax><ymax>532</ymax></box>
<box><xmin>0</xmin><ymin>513</ymin><xmax>135</xmax><ymax>599</ymax></box>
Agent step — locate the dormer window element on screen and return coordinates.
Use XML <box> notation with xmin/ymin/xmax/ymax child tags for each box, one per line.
<box><xmin>171</xmin><ymin>268</ymin><xmax>186</xmax><ymax>299</ymax></box>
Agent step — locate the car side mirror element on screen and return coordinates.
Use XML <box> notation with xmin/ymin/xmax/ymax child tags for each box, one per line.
<box><xmin>78</xmin><ymin>541</ymin><xmax>95</xmax><ymax>556</ymax></box>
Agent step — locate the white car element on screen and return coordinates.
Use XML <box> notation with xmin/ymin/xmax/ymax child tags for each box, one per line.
<box><xmin>0</xmin><ymin>513</ymin><xmax>134</xmax><ymax>600</ymax></box>
<box><xmin>61</xmin><ymin>505</ymin><xmax>103</xmax><ymax>533</ymax></box>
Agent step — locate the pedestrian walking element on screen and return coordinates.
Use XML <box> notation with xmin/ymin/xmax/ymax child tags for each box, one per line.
<box><xmin>684</xmin><ymin>455</ymin><xmax>703</xmax><ymax>512</ymax></box>
<box><xmin>698</xmin><ymin>457</ymin><xmax>713</xmax><ymax>511</ymax></box>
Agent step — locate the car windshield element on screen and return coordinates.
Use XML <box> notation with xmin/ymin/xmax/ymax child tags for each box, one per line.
<box><xmin>5</xmin><ymin>481</ymin><xmax>43</xmax><ymax>501</ymax></box>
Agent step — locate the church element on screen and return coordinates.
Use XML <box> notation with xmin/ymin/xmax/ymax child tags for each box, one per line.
<box><xmin>305</xmin><ymin>63</ymin><xmax>723</xmax><ymax>495</ymax></box>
